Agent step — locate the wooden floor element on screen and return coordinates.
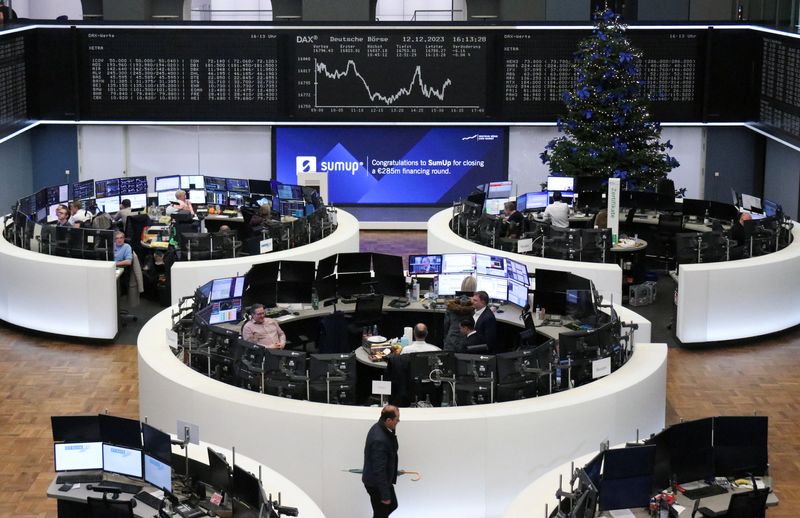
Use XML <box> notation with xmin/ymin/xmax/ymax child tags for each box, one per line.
<box><xmin>2</xmin><ymin>230</ymin><xmax>798</xmax><ymax>517</ymax></box>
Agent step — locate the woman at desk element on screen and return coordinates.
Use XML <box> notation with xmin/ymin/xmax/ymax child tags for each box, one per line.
<box><xmin>172</xmin><ymin>189</ymin><xmax>194</xmax><ymax>215</ymax></box>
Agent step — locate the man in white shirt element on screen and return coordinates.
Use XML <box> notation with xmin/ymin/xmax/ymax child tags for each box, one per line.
<box><xmin>400</xmin><ymin>324</ymin><xmax>441</xmax><ymax>354</ymax></box>
<box><xmin>544</xmin><ymin>191</ymin><xmax>570</xmax><ymax>228</ymax></box>
<box><xmin>67</xmin><ymin>201</ymin><xmax>92</xmax><ymax>227</ymax></box>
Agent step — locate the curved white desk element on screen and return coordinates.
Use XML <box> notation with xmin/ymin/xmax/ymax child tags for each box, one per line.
<box><xmin>677</xmin><ymin>222</ymin><xmax>800</xmax><ymax>343</ymax></box>
<box><xmin>139</xmin><ymin>306</ymin><xmax>664</xmax><ymax>518</ymax></box>
<box><xmin>0</xmin><ymin>219</ymin><xmax>118</xmax><ymax>339</ymax></box>
<box><xmin>427</xmin><ymin>209</ymin><xmax>624</xmax><ymax>305</ymax></box>
<box><xmin>168</xmin><ymin>209</ymin><xmax>359</xmax><ymax>304</ymax></box>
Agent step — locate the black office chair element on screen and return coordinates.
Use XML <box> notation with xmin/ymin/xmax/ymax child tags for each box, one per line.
<box><xmin>386</xmin><ymin>354</ymin><xmax>411</xmax><ymax>407</ymax></box>
<box><xmin>656</xmin><ymin>213</ymin><xmax>683</xmax><ymax>270</ymax></box>
<box><xmin>87</xmin><ymin>495</ymin><xmax>135</xmax><ymax>518</ymax></box>
<box><xmin>697</xmin><ymin>488</ymin><xmax>769</xmax><ymax>518</ymax></box>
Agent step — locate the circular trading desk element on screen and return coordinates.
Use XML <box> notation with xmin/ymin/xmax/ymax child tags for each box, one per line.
<box><xmin>169</xmin><ymin>209</ymin><xmax>359</xmax><ymax>305</ymax></box>
<box><xmin>139</xmin><ymin>302</ymin><xmax>664</xmax><ymax>518</ymax></box>
<box><xmin>427</xmin><ymin>209</ymin><xmax>625</xmax><ymax>305</ymax></box>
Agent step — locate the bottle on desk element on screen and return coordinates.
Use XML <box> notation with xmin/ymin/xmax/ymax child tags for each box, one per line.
<box><xmin>412</xmin><ymin>280</ymin><xmax>420</xmax><ymax>301</ymax></box>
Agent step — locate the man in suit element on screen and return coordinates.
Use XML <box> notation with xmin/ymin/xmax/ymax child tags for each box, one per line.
<box><xmin>362</xmin><ymin>405</ymin><xmax>400</xmax><ymax>518</ymax></box>
<box><xmin>471</xmin><ymin>290</ymin><xmax>498</xmax><ymax>353</ymax></box>
<box><xmin>459</xmin><ymin>318</ymin><xmax>486</xmax><ymax>349</ymax></box>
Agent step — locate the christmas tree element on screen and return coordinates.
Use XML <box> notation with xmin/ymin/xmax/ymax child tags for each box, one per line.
<box><xmin>539</xmin><ymin>9</ymin><xmax>679</xmax><ymax>191</ymax></box>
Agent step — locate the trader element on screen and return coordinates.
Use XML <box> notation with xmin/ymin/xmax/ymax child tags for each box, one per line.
<box><xmin>400</xmin><ymin>323</ymin><xmax>441</xmax><ymax>354</ymax></box>
<box><xmin>54</xmin><ymin>204</ymin><xmax>71</xmax><ymax>226</ymax></box>
<box><xmin>242</xmin><ymin>303</ymin><xmax>286</xmax><ymax>349</ymax></box>
<box><xmin>67</xmin><ymin>201</ymin><xmax>92</xmax><ymax>227</ymax></box>
<box><xmin>459</xmin><ymin>319</ymin><xmax>486</xmax><ymax>349</ymax></box>
<box><xmin>471</xmin><ymin>291</ymin><xmax>498</xmax><ymax>353</ymax></box>
<box><xmin>113</xmin><ymin>231</ymin><xmax>132</xmax><ymax>267</ymax></box>
<box><xmin>503</xmin><ymin>200</ymin><xmax>524</xmax><ymax>238</ymax></box>
<box><xmin>173</xmin><ymin>189</ymin><xmax>195</xmax><ymax>214</ymax></box>
<box><xmin>113</xmin><ymin>198</ymin><xmax>133</xmax><ymax>229</ymax></box>
<box><xmin>362</xmin><ymin>405</ymin><xmax>400</xmax><ymax>518</ymax></box>
<box><xmin>543</xmin><ymin>191</ymin><xmax>570</xmax><ymax>229</ymax></box>
<box><xmin>730</xmin><ymin>212</ymin><xmax>752</xmax><ymax>244</ymax></box>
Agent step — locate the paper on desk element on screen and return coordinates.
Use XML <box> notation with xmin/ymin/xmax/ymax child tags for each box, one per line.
<box><xmin>672</xmin><ymin>504</ymin><xmax>686</xmax><ymax>514</ymax></box>
<box><xmin>607</xmin><ymin>510</ymin><xmax>636</xmax><ymax>518</ymax></box>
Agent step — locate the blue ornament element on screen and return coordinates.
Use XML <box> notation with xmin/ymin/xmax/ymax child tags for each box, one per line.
<box><xmin>583</xmin><ymin>109</ymin><xmax>593</xmax><ymax>119</ymax></box>
<box><xmin>577</xmin><ymin>86</ymin><xmax>591</xmax><ymax>100</ymax></box>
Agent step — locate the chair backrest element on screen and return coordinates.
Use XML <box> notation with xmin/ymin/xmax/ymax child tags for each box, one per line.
<box><xmin>354</xmin><ymin>293</ymin><xmax>384</xmax><ymax>324</ymax></box>
<box><xmin>86</xmin><ymin>495</ymin><xmax>135</xmax><ymax>518</ymax></box>
<box><xmin>658</xmin><ymin>213</ymin><xmax>683</xmax><ymax>232</ymax></box>
<box><xmin>386</xmin><ymin>354</ymin><xmax>411</xmax><ymax>407</ymax></box>
<box><xmin>726</xmin><ymin>488</ymin><xmax>769</xmax><ymax>518</ymax></box>
<box><xmin>125</xmin><ymin>214</ymin><xmax>151</xmax><ymax>243</ymax></box>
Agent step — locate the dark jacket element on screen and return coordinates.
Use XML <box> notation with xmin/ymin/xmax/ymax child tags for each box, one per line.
<box><xmin>464</xmin><ymin>331</ymin><xmax>487</xmax><ymax>349</ymax></box>
<box><xmin>474</xmin><ymin>307</ymin><xmax>498</xmax><ymax>353</ymax></box>
<box><xmin>362</xmin><ymin>421</ymin><xmax>399</xmax><ymax>500</ymax></box>
<box><xmin>442</xmin><ymin>298</ymin><xmax>475</xmax><ymax>352</ymax></box>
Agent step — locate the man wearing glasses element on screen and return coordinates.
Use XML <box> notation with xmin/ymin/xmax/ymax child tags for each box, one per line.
<box><xmin>242</xmin><ymin>303</ymin><xmax>286</xmax><ymax>349</ymax></box>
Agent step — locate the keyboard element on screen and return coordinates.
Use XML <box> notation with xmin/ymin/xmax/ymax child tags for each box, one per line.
<box><xmin>135</xmin><ymin>490</ymin><xmax>164</xmax><ymax>509</ymax></box>
<box><xmin>266</xmin><ymin>309</ymin><xmax>290</xmax><ymax>318</ymax></box>
<box><xmin>95</xmin><ymin>480</ymin><xmax>144</xmax><ymax>494</ymax></box>
<box><xmin>56</xmin><ymin>473</ymin><xmax>102</xmax><ymax>484</ymax></box>
<box><xmin>683</xmin><ymin>484</ymin><xmax>728</xmax><ymax>500</ymax></box>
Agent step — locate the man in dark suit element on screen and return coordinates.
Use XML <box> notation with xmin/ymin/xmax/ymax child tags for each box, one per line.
<box><xmin>459</xmin><ymin>318</ymin><xmax>486</xmax><ymax>349</ymax></box>
<box><xmin>362</xmin><ymin>405</ymin><xmax>400</xmax><ymax>518</ymax></box>
<box><xmin>471</xmin><ymin>290</ymin><xmax>498</xmax><ymax>353</ymax></box>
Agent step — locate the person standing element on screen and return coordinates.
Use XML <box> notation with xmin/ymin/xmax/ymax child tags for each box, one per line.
<box><xmin>362</xmin><ymin>405</ymin><xmax>400</xmax><ymax>518</ymax></box>
<box><xmin>472</xmin><ymin>290</ymin><xmax>498</xmax><ymax>353</ymax></box>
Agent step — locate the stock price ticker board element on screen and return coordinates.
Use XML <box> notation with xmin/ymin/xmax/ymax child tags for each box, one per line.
<box><xmin>291</xmin><ymin>31</ymin><xmax>489</xmax><ymax>121</ymax></box>
<box><xmin>760</xmin><ymin>34</ymin><xmax>800</xmax><ymax>141</ymax></box>
<box><xmin>78</xmin><ymin>29</ymin><xmax>281</xmax><ymax>121</ymax></box>
<box><xmin>0</xmin><ymin>34</ymin><xmax>28</xmax><ymax>139</ymax></box>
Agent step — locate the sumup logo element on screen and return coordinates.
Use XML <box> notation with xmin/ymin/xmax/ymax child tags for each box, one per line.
<box><xmin>110</xmin><ymin>447</ymin><xmax>131</xmax><ymax>457</ymax></box>
<box><xmin>296</xmin><ymin>156</ymin><xmax>362</xmax><ymax>175</ymax></box>
<box><xmin>65</xmin><ymin>444</ymin><xmax>91</xmax><ymax>453</ymax></box>
<box><xmin>296</xmin><ymin>156</ymin><xmax>317</xmax><ymax>174</ymax></box>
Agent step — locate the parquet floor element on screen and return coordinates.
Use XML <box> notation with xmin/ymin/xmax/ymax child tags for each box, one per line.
<box><xmin>0</xmin><ymin>231</ymin><xmax>797</xmax><ymax>517</ymax></box>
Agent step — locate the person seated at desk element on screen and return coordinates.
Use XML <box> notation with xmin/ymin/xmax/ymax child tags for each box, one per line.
<box><xmin>242</xmin><ymin>303</ymin><xmax>286</xmax><ymax>349</ymax></box>
<box><xmin>112</xmin><ymin>198</ymin><xmax>133</xmax><ymax>229</ymax></box>
<box><xmin>730</xmin><ymin>212</ymin><xmax>752</xmax><ymax>244</ymax></box>
<box><xmin>594</xmin><ymin>209</ymin><xmax>608</xmax><ymax>229</ymax></box>
<box><xmin>503</xmin><ymin>200</ymin><xmax>524</xmax><ymax>239</ymax></box>
<box><xmin>114</xmin><ymin>231</ymin><xmax>132</xmax><ymax>268</ymax></box>
<box><xmin>249</xmin><ymin>204</ymin><xmax>277</xmax><ymax>229</ymax></box>
<box><xmin>54</xmin><ymin>204</ymin><xmax>70</xmax><ymax>226</ymax></box>
<box><xmin>67</xmin><ymin>200</ymin><xmax>92</xmax><ymax>227</ymax></box>
<box><xmin>543</xmin><ymin>191</ymin><xmax>570</xmax><ymax>229</ymax></box>
<box><xmin>471</xmin><ymin>291</ymin><xmax>498</xmax><ymax>353</ymax></box>
<box><xmin>459</xmin><ymin>318</ymin><xmax>486</xmax><ymax>348</ymax></box>
<box><xmin>400</xmin><ymin>324</ymin><xmax>441</xmax><ymax>354</ymax></box>
<box><xmin>170</xmin><ymin>189</ymin><xmax>194</xmax><ymax>215</ymax></box>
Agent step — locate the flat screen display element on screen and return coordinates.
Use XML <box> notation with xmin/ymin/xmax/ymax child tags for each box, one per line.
<box><xmin>205</xmin><ymin>176</ymin><xmax>227</xmax><ymax>192</ymax></box>
<box><xmin>437</xmin><ymin>273</ymin><xmax>470</xmax><ymax>296</ymax></box>
<box><xmin>547</xmin><ymin>176</ymin><xmax>574</xmax><ymax>192</ymax></box>
<box><xmin>210</xmin><ymin>277</ymin><xmax>245</xmax><ymax>301</ymax></box>
<box><xmin>119</xmin><ymin>176</ymin><xmax>148</xmax><ymax>195</ymax></box>
<box><xmin>96</xmin><ymin>196</ymin><xmax>120</xmax><ymax>213</ymax></box>
<box><xmin>51</xmin><ymin>415</ymin><xmax>101</xmax><ymax>442</ymax></box>
<box><xmin>72</xmin><ymin>179</ymin><xmax>95</xmax><ymax>200</ymax></box>
<box><xmin>475</xmin><ymin>255</ymin><xmax>506</xmax><ymax>277</ymax></box>
<box><xmin>486</xmin><ymin>181</ymin><xmax>513</xmax><ymax>199</ymax></box>
<box><xmin>523</xmin><ymin>192</ymin><xmax>549</xmax><ymax>210</ymax></box>
<box><xmin>208</xmin><ymin>299</ymin><xmax>242</xmax><ymax>325</ymax></box>
<box><xmin>226</xmin><ymin>178</ymin><xmax>250</xmax><ymax>193</ymax></box>
<box><xmin>181</xmin><ymin>175</ymin><xmax>205</xmax><ymax>190</ymax></box>
<box><xmin>507</xmin><ymin>279</ymin><xmax>528</xmax><ymax>308</ymax></box>
<box><xmin>442</xmin><ymin>254</ymin><xmax>475</xmax><ymax>274</ymax></box>
<box><xmin>506</xmin><ymin>258</ymin><xmax>529</xmax><ymax>285</ymax></box>
<box><xmin>408</xmin><ymin>254</ymin><xmax>442</xmax><ymax>275</ymax></box>
<box><xmin>484</xmin><ymin>198</ymin><xmax>509</xmax><ymax>215</ymax></box>
<box><xmin>142</xmin><ymin>423</ymin><xmax>172</xmax><ymax>465</ymax></box>
<box><xmin>275</xmin><ymin>127</ymin><xmax>507</xmax><ymax>205</ymax></box>
<box><xmin>188</xmin><ymin>189</ymin><xmax>206</xmax><ymax>204</ymax></box>
<box><xmin>476</xmin><ymin>274</ymin><xmax>507</xmax><ymax>301</ymax></box>
<box><xmin>54</xmin><ymin>442</ymin><xmax>103</xmax><ymax>472</ymax></box>
<box><xmin>103</xmin><ymin>444</ymin><xmax>143</xmax><ymax>478</ymax></box>
<box><xmin>157</xmin><ymin>190</ymin><xmax>178</xmax><ymax>206</ymax></box>
<box><xmin>95</xmin><ymin>178</ymin><xmax>120</xmax><ymax>198</ymax></box>
<box><xmin>144</xmin><ymin>454</ymin><xmax>172</xmax><ymax>493</ymax></box>
<box><xmin>155</xmin><ymin>175</ymin><xmax>181</xmax><ymax>192</ymax></box>
<box><xmin>99</xmin><ymin>414</ymin><xmax>142</xmax><ymax>449</ymax></box>
<box><xmin>126</xmin><ymin>193</ymin><xmax>148</xmax><ymax>210</ymax></box>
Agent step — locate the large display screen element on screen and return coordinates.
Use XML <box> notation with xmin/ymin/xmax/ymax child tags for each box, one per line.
<box><xmin>275</xmin><ymin>126</ymin><xmax>507</xmax><ymax>205</ymax></box>
<box><xmin>0</xmin><ymin>34</ymin><xmax>28</xmax><ymax>139</ymax></box>
<box><xmin>760</xmin><ymin>34</ymin><xmax>800</xmax><ymax>141</ymax></box>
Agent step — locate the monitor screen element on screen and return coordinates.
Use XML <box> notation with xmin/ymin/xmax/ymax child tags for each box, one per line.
<box><xmin>763</xmin><ymin>199</ymin><xmax>779</xmax><ymax>217</ymax></box>
<box><xmin>210</xmin><ymin>277</ymin><xmax>246</xmax><ymax>301</ymax></box>
<box><xmin>507</xmin><ymin>279</ymin><xmax>528</xmax><ymax>308</ymax></box>
<box><xmin>408</xmin><ymin>254</ymin><xmax>442</xmax><ymax>275</ymax></box>
<box><xmin>226</xmin><ymin>178</ymin><xmax>250</xmax><ymax>194</ymax></box>
<box><xmin>665</xmin><ymin>418</ymin><xmax>714</xmax><ymax>484</ymax></box>
<box><xmin>317</xmin><ymin>255</ymin><xmax>337</xmax><ymax>279</ymax></box>
<box><xmin>277</xmin><ymin>281</ymin><xmax>313</xmax><ymax>303</ymax></box>
<box><xmin>442</xmin><ymin>254</ymin><xmax>475</xmax><ymax>274</ymax></box>
<box><xmin>144</xmin><ymin>454</ymin><xmax>172</xmax><ymax>493</ymax></box>
<box><xmin>36</xmin><ymin>207</ymin><xmax>46</xmax><ymax>222</ymax></box>
<box><xmin>125</xmin><ymin>193</ymin><xmax>148</xmax><ymax>210</ymax></box>
<box><xmin>103</xmin><ymin>444</ymin><xmax>143</xmax><ymax>478</ymax></box>
<box><xmin>188</xmin><ymin>189</ymin><xmax>206</xmax><ymax>204</ymax></box>
<box><xmin>740</xmin><ymin>193</ymin><xmax>762</xmax><ymax>211</ymax></box>
<box><xmin>48</xmin><ymin>203</ymin><xmax>61</xmax><ymax>221</ymax></box>
<box><xmin>476</xmin><ymin>274</ymin><xmax>507</xmax><ymax>301</ymax></box>
<box><xmin>249</xmin><ymin>179</ymin><xmax>272</xmax><ymax>195</ymax></box>
<box><xmin>505</xmin><ymin>258</ymin><xmax>529</xmax><ymax>285</ymax></box>
<box><xmin>99</xmin><ymin>414</ymin><xmax>142</xmax><ymax>449</ymax></box>
<box><xmin>549</xmin><ymin>191</ymin><xmax>575</xmax><ymax>206</ymax></box>
<box><xmin>486</xmin><ymin>181</ymin><xmax>513</xmax><ymax>199</ymax></box>
<box><xmin>713</xmin><ymin>416</ymin><xmax>768</xmax><ymax>476</ymax></box>
<box><xmin>181</xmin><ymin>175</ymin><xmax>205</xmax><ymax>190</ymax></box>
<box><xmin>208</xmin><ymin>299</ymin><xmax>242</xmax><ymax>325</ymax></box>
<box><xmin>206</xmin><ymin>448</ymin><xmax>232</xmax><ymax>494</ymax></box>
<box><xmin>119</xmin><ymin>176</ymin><xmax>148</xmax><ymax>195</ymax></box>
<box><xmin>54</xmin><ymin>442</ymin><xmax>103</xmax><ymax>472</ymax></box>
<box><xmin>475</xmin><ymin>254</ymin><xmax>506</xmax><ymax>277</ymax></box>
<box><xmin>547</xmin><ymin>176</ymin><xmax>574</xmax><ymax>192</ymax></box>
<box><xmin>523</xmin><ymin>191</ymin><xmax>549</xmax><ymax>210</ymax></box>
<box><xmin>96</xmin><ymin>196</ymin><xmax>121</xmax><ymax>214</ymax></box>
<box><xmin>372</xmin><ymin>253</ymin><xmax>404</xmax><ymax>277</ymax></box>
<box><xmin>232</xmin><ymin>465</ymin><xmax>261</xmax><ymax>509</ymax></box>
<box><xmin>204</xmin><ymin>176</ymin><xmax>227</xmax><ymax>192</ymax></box>
<box><xmin>276</xmin><ymin>183</ymin><xmax>303</xmax><ymax>201</ymax></box>
<box><xmin>142</xmin><ymin>422</ymin><xmax>172</xmax><ymax>465</ymax></box>
<box><xmin>599</xmin><ymin>445</ymin><xmax>656</xmax><ymax>511</ymax></box>
<box><xmin>484</xmin><ymin>197</ymin><xmax>508</xmax><ymax>215</ymax></box>
<box><xmin>47</xmin><ymin>184</ymin><xmax>69</xmax><ymax>204</ymax></box>
<box><xmin>95</xmin><ymin>178</ymin><xmax>120</xmax><ymax>198</ymax></box>
<box><xmin>72</xmin><ymin>179</ymin><xmax>95</xmax><ymax>200</ymax></box>
<box><xmin>534</xmin><ymin>268</ymin><xmax>569</xmax><ymax>293</ymax></box>
<box><xmin>158</xmin><ymin>190</ymin><xmax>178</xmax><ymax>206</ymax></box>
<box><xmin>280</xmin><ymin>260</ymin><xmax>316</xmax><ymax>282</ymax></box>
<box><xmin>437</xmin><ymin>273</ymin><xmax>470</xmax><ymax>296</ymax></box>
<box><xmin>337</xmin><ymin>252</ymin><xmax>371</xmax><ymax>273</ymax></box>
<box><xmin>155</xmin><ymin>175</ymin><xmax>181</xmax><ymax>192</ymax></box>
<box><xmin>51</xmin><ymin>415</ymin><xmax>101</xmax><ymax>442</ymax></box>
<box><xmin>227</xmin><ymin>192</ymin><xmax>244</xmax><ymax>206</ymax></box>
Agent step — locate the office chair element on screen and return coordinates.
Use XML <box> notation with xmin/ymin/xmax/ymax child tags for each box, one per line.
<box><xmin>86</xmin><ymin>495</ymin><xmax>135</xmax><ymax>518</ymax></box>
<box><xmin>656</xmin><ymin>213</ymin><xmax>683</xmax><ymax>270</ymax></box>
<box><xmin>697</xmin><ymin>488</ymin><xmax>769</xmax><ymax>518</ymax></box>
<box><xmin>386</xmin><ymin>354</ymin><xmax>411</xmax><ymax>407</ymax></box>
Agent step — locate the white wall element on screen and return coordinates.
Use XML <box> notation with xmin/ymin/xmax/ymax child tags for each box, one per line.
<box><xmin>10</xmin><ymin>0</ymin><xmax>83</xmax><ymax>19</ymax></box>
<box><xmin>376</xmin><ymin>0</ymin><xmax>467</xmax><ymax>21</ymax></box>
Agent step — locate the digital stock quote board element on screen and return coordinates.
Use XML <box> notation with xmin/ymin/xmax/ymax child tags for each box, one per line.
<box><xmin>760</xmin><ymin>33</ymin><xmax>800</xmax><ymax>141</ymax></box>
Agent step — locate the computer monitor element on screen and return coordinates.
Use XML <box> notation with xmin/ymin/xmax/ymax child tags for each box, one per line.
<box><xmin>475</xmin><ymin>255</ymin><xmax>506</xmax><ymax>277</ymax></box>
<box><xmin>51</xmin><ymin>415</ymin><xmax>101</xmax><ymax>442</ymax></box>
<box><xmin>103</xmin><ymin>444</ymin><xmax>143</xmax><ymax>478</ymax></box>
<box><xmin>547</xmin><ymin>176</ymin><xmax>574</xmax><ymax>192</ymax></box>
<box><xmin>277</xmin><ymin>281</ymin><xmax>313</xmax><ymax>303</ymax></box>
<box><xmin>180</xmin><ymin>175</ymin><xmax>205</xmax><ymax>190</ymax></box>
<box><xmin>549</xmin><ymin>191</ymin><xmax>575</xmax><ymax>206</ymax></box>
<box><xmin>119</xmin><ymin>176</ymin><xmax>148</xmax><ymax>195</ymax></box>
<box><xmin>275</xmin><ymin>183</ymin><xmax>303</xmax><ymax>201</ymax></box>
<box><xmin>208</xmin><ymin>299</ymin><xmax>242</xmax><ymax>325</ymax></box>
<box><xmin>522</xmin><ymin>191</ymin><xmax>549</xmax><ymax>211</ymax></box>
<box><xmin>505</xmin><ymin>258</ymin><xmax>529</xmax><ymax>285</ymax></box>
<box><xmin>144</xmin><ymin>454</ymin><xmax>172</xmax><ymax>493</ymax></box>
<box><xmin>514</xmin><ymin>193</ymin><xmax>527</xmax><ymax>213</ymax></box>
<box><xmin>533</xmin><ymin>290</ymin><xmax>567</xmax><ymax>317</ymax></box>
<box><xmin>484</xmin><ymin>197</ymin><xmax>508</xmax><ymax>215</ymax></box>
<box><xmin>372</xmin><ymin>253</ymin><xmax>404</xmax><ymax>277</ymax></box>
<box><xmin>316</xmin><ymin>255</ymin><xmax>337</xmax><ymax>279</ymax></box>
<box><xmin>158</xmin><ymin>190</ymin><xmax>178</xmax><ymax>206</ymax></box>
<box><xmin>232</xmin><ymin>465</ymin><xmax>261</xmax><ymax>510</ymax></box>
<box><xmin>575</xmin><ymin>176</ymin><xmax>607</xmax><ymax>192</ymax></box>
<box><xmin>188</xmin><ymin>189</ymin><xmax>205</xmax><ymax>204</ymax></box>
<box><xmin>442</xmin><ymin>253</ymin><xmax>475</xmax><ymax>274</ymax></box>
<box><xmin>740</xmin><ymin>193</ymin><xmax>762</xmax><ymax>211</ymax></box>
<box><xmin>577</xmin><ymin>191</ymin><xmax>606</xmax><ymax>211</ymax></box>
<box><xmin>496</xmin><ymin>348</ymin><xmax>547</xmax><ymax>384</ymax></box>
<box><xmin>309</xmin><ymin>353</ymin><xmax>356</xmax><ymax>383</ymax></box>
<box><xmin>658</xmin><ymin>417</ymin><xmax>714</xmax><ymax>485</ymax></box>
<box><xmin>155</xmin><ymin>175</ymin><xmax>181</xmax><ymax>192</ymax></box>
<box><xmin>54</xmin><ymin>442</ymin><xmax>104</xmax><ymax>472</ymax></box>
<box><xmin>336</xmin><ymin>273</ymin><xmax>372</xmax><ymax>297</ymax></box>
<box><xmin>280</xmin><ymin>260</ymin><xmax>316</xmax><ymax>282</ymax></box>
<box><xmin>566</xmin><ymin>289</ymin><xmax>595</xmax><ymax>321</ymax></box>
<box><xmin>534</xmin><ymin>269</ymin><xmax>569</xmax><ymax>293</ymax></box>
<box><xmin>763</xmin><ymin>199</ymin><xmax>780</xmax><ymax>218</ymax></box>
<box><xmin>95</xmin><ymin>196</ymin><xmax>121</xmax><ymax>214</ymax></box>
<box><xmin>142</xmin><ymin>423</ymin><xmax>172</xmax><ymax>465</ymax></box>
<box><xmin>72</xmin><ymin>179</ymin><xmax>95</xmax><ymax>200</ymax></box>
<box><xmin>204</xmin><ymin>176</ymin><xmax>227</xmax><ymax>192</ymax></box>
<box><xmin>99</xmin><ymin>414</ymin><xmax>142</xmax><ymax>449</ymax></box>
<box><xmin>95</xmin><ymin>178</ymin><xmax>120</xmax><ymax>198</ymax></box>
<box><xmin>227</xmin><ymin>192</ymin><xmax>244</xmax><ymax>206</ymax></box>
<box><xmin>266</xmin><ymin>379</ymin><xmax>309</xmax><ymax>399</ymax></box>
<box><xmin>408</xmin><ymin>254</ymin><xmax>442</xmax><ymax>275</ymax></box>
<box><xmin>409</xmin><ymin>352</ymin><xmax>455</xmax><ymax>387</ymax></box>
<box><xmin>629</xmin><ymin>191</ymin><xmax>659</xmax><ymax>211</ymax></box>
<box><xmin>374</xmin><ymin>275</ymin><xmax>406</xmax><ymax>297</ymax></box>
<box><xmin>582</xmin><ymin>451</ymin><xmax>603</xmax><ymax>491</ymax></box>
<box><xmin>337</xmin><ymin>252</ymin><xmax>371</xmax><ymax>273</ymax></box>
<box><xmin>713</xmin><ymin>416</ymin><xmax>768</xmax><ymax>477</ymax></box>
<box><xmin>263</xmin><ymin>349</ymin><xmax>307</xmax><ymax>380</ymax></box>
<box><xmin>476</xmin><ymin>274</ymin><xmax>507</xmax><ymax>301</ymax></box>
<box><xmin>454</xmin><ymin>353</ymin><xmax>496</xmax><ymax>381</ymax></box>
<box><xmin>46</xmin><ymin>184</ymin><xmax>69</xmax><ymax>205</ymax></box>
<box><xmin>507</xmin><ymin>279</ymin><xmax>528</xmax><ymax>308</ymax></box>
<box><xmin>210</xmin><ymin>277</ymin><xmax>246</xmax><ymax>301</ymax></box>
<box><xmin>598</xmin><ymin>445</ymin><xmax>656</xmax><ymax>511</ymax></box>
<box><xmin>206</xmin><ymin>448</ymin><xmax>232</xmax><ymax>494</ymax></box>
<box><xmin>437</xmin><ymin>273</ymin><xmax>471</xmax><ymax>297</ymax></box>
<box><xmin>486</xmin><ymin>181</ymin><xmax>513</xmax><ymax>199</ymax></box>
<box><xmin>249</xmin><ymin>179</ymin><xmax>272</xmax><ymax>195</ymax></box>
<box><xmin>125</xmin><ymin>193</ymin><xmax>148</xmax><ymax>210</ymax></box>
<box><xmin>226</xmin><ymin>178</ymin><xmax>250</xmax><ymax>194</ymax></box>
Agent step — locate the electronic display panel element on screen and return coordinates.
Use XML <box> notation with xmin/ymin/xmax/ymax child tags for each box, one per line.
<box><xmin>155</xmin><ymin>175</ymin><xmax>181</xmax><ymax>192</ymax></box>
<box><xmin>276</xmin><ymin>126</ymin><xmax>506</xmax><ymax>205</ymax></box>
<box><xmin>158</xmin><ymin>190</ymin><xmax>178</xmax><ymax>206</ymax></box>
<box><xmin>475</xmin><ymin>254</ymin><xmax>506</xmax><ymax>277</ymax></box>
<box><xmin>181</xmin><ymin>175</ymin><xmax>205</xmax><ymax>190</ymax></box>
<box><xmin>96</xmin><ymin>196</ymin><xmax>121</xmax><ymax>213</ymax></box>
<box><xmin>505</xmin><ymin>258</ymin><xmax>529</xmax><ymax>285</ymax></box>
<box><xmin>0</xmin><ymin>34</ymin><xmax>29</xmax><ymax>140</ymax></box>
<box><xmin>103</xmin><ymin>444</ymin><xmax>143</xmax><ymax>478</ymax></box>
<box><xmin>547</xmin><ymin>176</ymin><xmax>574</xmax><ymax>192</ymax></box>
<box><xmin>210</xmin><ymin>276</ymin><xmax>245</xmax><ymax>301</ymax></box>
<box><xmin>119</xmin><ymin>176</ymin><xmax>148</xmax><ymax>195</ymax></box>
<box><xmin>484</xmin><ymin>198</ymin><xmax>509</xmax><ymax>215</ymax></box>
<box><xmin>409</xmin><ymin>254</ymin><xmax>442</xmax><ymax>275</ymax></box>
<box><xmin>72</xmin><ymin>179</ymin><xmax>95</xmax><ymax>200</ymax></box>
<box><xmin>126</xmin><ymin>193</ymin><xmax>148</xmax><ymax>209</ymax></box>
<box><xmin>476</xmin><ymin>274</ymin><xmax>507</xmax><ymax>301</ymax></box>
<box><xmin>437</xmin><ymin>273</ymin><xmax>471</xmax><ymax>296</ymax></box>
<box><xmin>442</xmin><ymin>253</ymin><xmax>475</xmax><ymax>274</ymax></box>
<box><xmin>47</xmin><ymin>184</ymin><xmax>69</xmax><ymax>205</ymax></box>
<box><xmin>507</xmin><ymin>279</ymin><xmax>528</xmax><ymax>308</ymax></box>
<box><xmin>54</xmin><ymin>442</ymin><xmax>103</xmax><ymax>472</ymax></box>
<box><xmin>95</xmin><ymin>178</ymin><xmax>120</xmax><ymax>198</ymax></box>
<box><xmin>144</xmin><ymin>454</ymin><xmax>172</xmax><ymax>493</ymax></box>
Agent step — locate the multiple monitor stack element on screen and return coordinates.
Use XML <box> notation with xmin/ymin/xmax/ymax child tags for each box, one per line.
<box><xmin>552</xmin><ymin>416</ymin><xmax>769</xmax><ymax>517</ymax></box>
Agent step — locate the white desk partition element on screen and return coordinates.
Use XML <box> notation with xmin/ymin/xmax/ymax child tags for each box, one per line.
<box><xmin>139</xmin><ymin>307</ymin><xmax>664</xmax><ymax>518</ymax></box>
<box><xmin>169</xmin><ymin>209</ymin><xmax>360</xmax><ymax>304</ymax></box>
<box><xmin>0</xmin><ymin>219</ymin><xmax>118</xmax><ymax>339</ymax></box>
<box><xmin>677</xmin><ymin>222</ymin><xmax>800</xmax><ymax>343</ymax></box>
<box><xmin>427</xmin><ymin>209</ymin><xmax>624</xmax><ymax>304</ymax></box>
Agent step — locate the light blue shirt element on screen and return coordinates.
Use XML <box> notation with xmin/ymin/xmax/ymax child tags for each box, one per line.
<box><xmin>114</xmin><ymin>242</ymin><xmax>132</xmax><ymax>264</ymax></box>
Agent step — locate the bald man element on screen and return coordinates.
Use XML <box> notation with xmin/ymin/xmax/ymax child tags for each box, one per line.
<box><xmin>363</xmin><ymin>405</ymin><xmax>400</xmax><ymax>517</ymax></box>
<box><xmin>400</xmin><ymin>323</ymin><xmax>441</xmax><ymax>354</ymax></box>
